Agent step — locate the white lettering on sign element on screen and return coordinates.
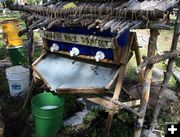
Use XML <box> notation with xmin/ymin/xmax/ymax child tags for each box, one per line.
<box><xmin>39</xmin><ymin>30</ymin><xmax>114</xmax><ymax>49</ymax></box>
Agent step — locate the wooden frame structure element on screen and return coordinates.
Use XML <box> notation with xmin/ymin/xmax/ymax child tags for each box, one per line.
<box><xmin>9</xmin><ymin>1</ymin><xmax>179</xmax><ymax>137</ymax></box>
<box><xmin>30</xmin><ymin>31</ymin><xmax>144</xmax><ymax>137</ymax></box>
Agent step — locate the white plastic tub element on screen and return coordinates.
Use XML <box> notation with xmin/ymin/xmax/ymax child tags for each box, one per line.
<box><xmin>6</xmin><ymin>65</ymin><xmax>30</xmax><ymax>97</ymax></box>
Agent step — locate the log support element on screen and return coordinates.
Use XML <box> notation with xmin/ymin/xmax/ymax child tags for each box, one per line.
<box><xmin>150</xmin><ymin>2</ymin><xmax>180</xmax><ymax>131</ymax></box>
<box><xmin>131</xmin><ymin>33</ymin><xmax>144</xmax><ymax>83</ymax></box>
<box><xmin>134</xmin><ymin>29</ymin><xmax>159</xmax><ymax>137</ymax></box>
<box><xmin>137</xmin><ymin>50</ymin><xmax>180</xmax><ymax>73</ymax></box>
<box><xmin>26</xmin><ymin>21</ymin><xmax>34</xmax><ymax>80</ymax></box>
<box><xmin>22</xmin><ymin>21</ymin><xmax>35</xmax><ymax>108</ymax></box>
<box><xmin>22</xmin><ymin>79</ymin><xmax>35</xmax><ymax>109</ymax></box>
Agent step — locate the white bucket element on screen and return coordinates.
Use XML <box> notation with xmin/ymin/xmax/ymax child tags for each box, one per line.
<box><xmin>6</xmin><ymin>65</ymin><xmax>30</xmax><ymax>97</ymax></box>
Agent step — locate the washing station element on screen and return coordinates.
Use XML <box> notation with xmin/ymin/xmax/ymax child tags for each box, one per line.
<box><xmin>9</xmin><ymin>0</ymin><xmax>180</xmax><ymax>136</ymax></box>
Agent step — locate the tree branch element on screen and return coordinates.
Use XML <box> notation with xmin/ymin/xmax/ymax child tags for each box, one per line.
<box><xmin>136</xmin><ymin>50</ymin><xmax>180</xmax><ymax>73</ymax></box>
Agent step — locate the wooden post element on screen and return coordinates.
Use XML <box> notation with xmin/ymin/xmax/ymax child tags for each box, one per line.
<box><xmin>25</xmin><ymin>21</ymin><xmax>34</xmax><ymax>80</ymax></box>
<box><xmin>150</xmin><ymin>2</ymin><xmax>180</xmax><ymax>131</ymax></box>
<box><xmin>22</xmin><ymin>21</ymin><xmax>34</xmax><ymax>109</ymax></box>
<box><xmin>133</xmin><ymin>33</ymin><xmax>144</xmax><ymax>82</ymax></box>
<box><xmin>104</xmin><ymin>33</ymin><xmax>134</xmax><ymax>137</ymax></box>
<box><xmin>104</xmin><ymin>64</ymin><xmax>127</xmax><ymax>137</ymax></box>
<box><xmin>134</xmin><ymin>29</ymin><xmax>159</xmax><ymax>137</ymax></box>
<box><xmin>22</xmin><ymin>79</ymin><xmax>35</xmax><ymax>109</ymax></box>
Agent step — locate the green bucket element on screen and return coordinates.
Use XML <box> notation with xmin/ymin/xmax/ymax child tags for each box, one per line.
<box><xmin>31</xmin><ymin>92</ymin><xmax>64</xmax><ymax>137</ymax></box>
<box><xmin>7</xmin><ymin>46</ymin><xmax>26</xmax><ymax>65</ymax></box>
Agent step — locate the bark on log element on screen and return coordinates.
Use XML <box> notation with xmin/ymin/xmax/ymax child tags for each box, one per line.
<box><xmin>137</xmin><ymin>50</ymin><xmax>180</xmax><ymax>73</ymax></box>
<box><xmin>22</xmin><ymin>79</ymin><xmax>35</xmax><ymax>109</ymax></box>
<box><xmin>134</xmin><ymin>29</ymin><xmax>159</xmax><ymax>137</ymax></box>
<box><xmin>26</xmin><ymin>21</ymin><xmax>34</xmax><ymax>80</ymax></box>
<box><xmin>9</xmin><ymin>4</ymin><xmax>165</xmax><ymax>21</ymax></box>
<box><xmin>150</xmin><ymin>1</ymin><xmax>180</xmax><ymax>131</ymax></box>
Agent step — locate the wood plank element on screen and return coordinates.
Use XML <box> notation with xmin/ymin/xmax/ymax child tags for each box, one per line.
<box><xmin>105</xmin><ymin>68</ymin><xmax>120</xmax><ymax>90</ymax></box>
<box><xmin>112</xmin><ymin>64</ymin><xmax>127</xmax><ymax>99</ymax></box>
<box><xmin>103</xmin><ymin>33</ymin><xmax>134</xmax><ymax>137</ymax></box>
<box><xmin>32</xmin><ymin>51</ymin><xmax>47</xmax><ymax>67</ymax></box>
<box><xmin>32</xmin><ymin>65</ymin><xmax>51</xmax><ymax>89</ymax></box>
<box><xmin>104</xmin><ymin>110</ymin><xmax>116</xmax><ymax>137</ymax></box>
<box><xmin>87</xmin><ymin>96</ymin><xmax>140</xmax><ymax>110</ymax></box>
<box><xmin>39</xmin><ymin>30</ymin><xmax>115</xmax><ymax>49</ymax></box>
<box><xmin>86</xmin><ymin>97</ymin><xmax>119</xmax><ymax>110</ymax></box>
<box><xmin>122</xmin><ymin>100</ymin><xmax>141</xmax><ymax>107</ymax></box>
<box><xmin>33</xmin><ymin>71</ymin><xmax>41</xmax><ymax>80</ymax></box>
<box><xmin>56</xmin><ymin>88</ymin><xmax>105</xmax><ymax>94</ymax></box>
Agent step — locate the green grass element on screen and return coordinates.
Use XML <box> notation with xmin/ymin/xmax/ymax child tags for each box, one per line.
<box><xmin>83</xmin><ymin>109</ymin><xmax>100</xmax><ymax>125</ymax></box>
<box><xmin>0</xmin><ymin>12</ymin><xmax>21</xmax><ymax>21</ymax></box>
<box><xmin>168</xmin><ymin>75</ymin><xmax>177</xmax><ymax>88</ymax></box>
<box><xmin>63</xmin><ymin>94</ymin><xmax>84</xmax><ymax>119</ymax></box>
<box><xmin>158</xmin><ymin>100</ymin><xmax>180</xmax><ymax>131</ymax></box>
<box><xmin>110</xmin><ymin>111</ymin><xmax>134</xmax><ymax>137</ymax></box>
<box><xmin>62</xmin><ymin>109</ymin><xmax>134</xmax><ymax>137</ymax></box>
<box><xmin>89</xmin><ymin>110</ymin><xmax>134</xmax><ymax>137</ymax></box>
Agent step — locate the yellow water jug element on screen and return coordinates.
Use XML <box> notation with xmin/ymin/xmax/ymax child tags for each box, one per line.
<box><xmin>1</xmin><ymin>19</ymin><xmax>23</xmax><ymax>47</ymax></box>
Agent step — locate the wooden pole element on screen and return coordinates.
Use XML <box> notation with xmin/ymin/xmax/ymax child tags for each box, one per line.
<box><xmin>150</xmin><ymin>2</ymin><xmax>180</xmax><ymax>131</ymax></box>
<box><xmin>137</xmin><ymin>50</ymin><xmax>180</xmax><ymax>73</ymax></box>
<box><xmin>22</xmin><ymin>21</ymin><xmax>34</xmax><ymax>109</ymax></box>
<box><xmin>26</xmin><ymin>21</ymin><xmax>34</xmax><ymax>80</ymax></box>
<box><xmin>104</xmin><ymin>64</ymin><xmax>127</xmax><ymax>137</ymax></box>
<box><xmin>133</xmin><ymin>33</ymin><xmax>144</xmax><ymax>83</ymax></box>
<box><xmin>22</xmin><ymin>79</ymin><xmax>35</xmax><ymax>109</ymax></box>
<box><xmin>134</xmin><ymin>29</ymin><xmax>159</xmax><ymax>137</ymax></box>
<box><xmin>104</xmin><ymin>33</ymin><xmax>134</xmax><ymax>137</ymax></box>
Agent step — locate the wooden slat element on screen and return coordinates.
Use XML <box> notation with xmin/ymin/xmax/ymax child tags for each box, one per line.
<box><xmin>104</xmin><ymin>33</ymin><xmax>134</xmax><ymax>137</ymax></box>
<box><xmin>105</xmin><ymin>68</ymin><xmax>120</xmax><ymax>90</ymax></box>
<box><xmin>56</xmin><ymin>88</ymin><xmax>105</xmax><ymax>94</ymax></box>
<box><xmin>32</xmin><ymin>52</ymin><xmax>51</xmax><ymax>88</ymax></box>
<box><xmin>32</xmin><ymin>71</ymin><xmax>41</xmax><ymax>80</ymax></box>
<box><xmin>86</xmin><ymin>97</ymin><xmax>119</xmax><ymax>110</ymax></box>
<box><xmin>32</xmin><ymin>51</ymin><xmax>47</xmax><ymax>67</ymax></box>
<box><xmin>87</xmin><ymin>96</ymin><xmax>140</xmax><ymax>110</ymax></box>
<box><xmin>122</xmin><ymin>100</ymin><xmax>140</xmax><ymax>107</ymax></box>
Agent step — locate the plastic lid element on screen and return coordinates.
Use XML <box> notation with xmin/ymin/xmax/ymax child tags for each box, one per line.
<box><xmin>6</xmin><ymin>65</ymin><xmax>29</xmax><ymax>74</ymax></box>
